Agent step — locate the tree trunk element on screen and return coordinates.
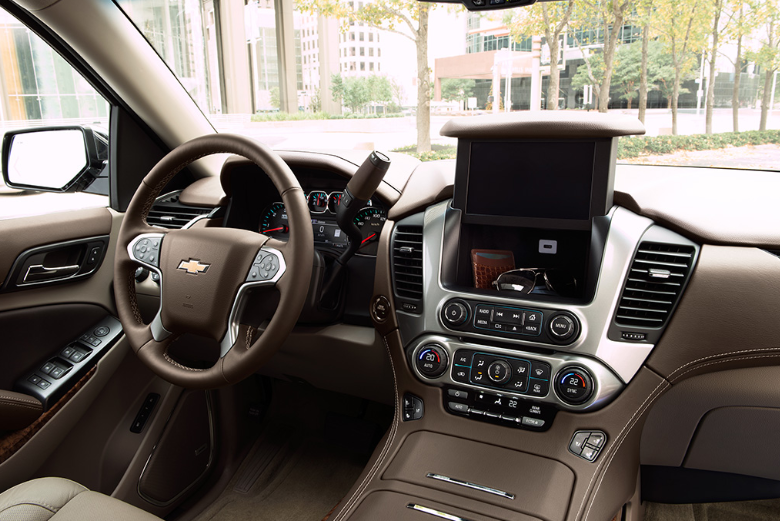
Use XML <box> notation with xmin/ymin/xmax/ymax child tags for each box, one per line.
<box><xmin>597</xmin><ymin>6</ymin><xmax>626</xmax><ymax>112</ymax></box>
<box><xmin>760</xmin><ymin>69</ymin><xmax>773</xmax><ymax>131</ymax></box>
<box><xmin>705</xmin><ymin>0</ymin><xmax>721</xmax><ymax>134</ymax></box>
<box><xmin>415</xmin><ymin>5</ymin><xmax>430</xmax><ymax>153</ymax></box>
<box><xmin>732</xmin><ymin>34</ymin><xmax>742</xmax><ymax>132</ymax></box>
<box><xmin>546</xmin><ymin>33</ymin><xmax>560</xmax><ymax>110</ymax></box>
<box><xmin>639</xmin><ymin>24</ymin><xmax>649</xmax><ymax>123</ymax></box>
<box><xmin>627</xmin><ymin>97</ymin><xmax>632</xmax><ymax>110</ymax></box>
<box><xmin>672</xmin><ymin>68</ymin><xmax>681</xmax><ymax>135</ymax></box>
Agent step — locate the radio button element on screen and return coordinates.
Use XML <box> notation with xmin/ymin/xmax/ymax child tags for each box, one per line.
<box><xmin>524</xmin><ymin>311</ymin><xmax>543</xmax><ymax>325</ymax></box>
<box><xmin>475</xmin><ymin>305</ymin><xmax>492</xmax><ymax>318</ymax></box>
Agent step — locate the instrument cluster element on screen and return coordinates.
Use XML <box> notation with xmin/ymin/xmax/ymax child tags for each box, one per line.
<box><xmin>259</xmin><ymin>190</ymin><xmax>387</xmax><ymax>256</ymax></box>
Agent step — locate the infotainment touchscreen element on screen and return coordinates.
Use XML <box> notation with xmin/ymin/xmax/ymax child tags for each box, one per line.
<box><xmin>453</xmin><ymin>138</ymin><xmax>616</xmax><ymax>230</ymax></box>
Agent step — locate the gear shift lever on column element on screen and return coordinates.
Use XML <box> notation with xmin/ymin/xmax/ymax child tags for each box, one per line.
<box><xmin>321</xmin><ymin>150</ymin><xmax>391</xmax><ymax>304</ymax></box>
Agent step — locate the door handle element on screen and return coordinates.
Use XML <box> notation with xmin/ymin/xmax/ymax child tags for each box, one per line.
<box><xmin>23</xmin><ymin>264</ymin><xmax>80</xmax><ymax>283</ymax></box>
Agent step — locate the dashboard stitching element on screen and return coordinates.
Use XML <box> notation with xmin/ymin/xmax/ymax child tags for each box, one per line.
<box><xmin>666</xmin><ymin>348</ymin><xmax>780</xmax><ymax>381</ymax></box>
<box><xmin>575</xmin><ymin>379</ymin><xmax>670</xmax><ymax>521</ymax></box>
<box><xmin>332</xmin><ymin>334</ymin><xmax>399</xmax><ymax>521</ymax></box>
<box><xmin>670</xmin><ymin>353</ymin><xmax>780</xmax><ymax>383</ymax></box>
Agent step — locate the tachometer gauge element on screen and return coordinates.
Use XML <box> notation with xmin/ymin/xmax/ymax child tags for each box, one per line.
<box><xmin>327</xmin><ymin>192</ymin><xmax>343</xmax><ymax>213</ymax></box>
<box><xmin>259</xmin><ymin>202</ymin><xmax>289</xmax><ymax>238</ymax></box>
<box><xmin>354</xmin><ymin>207</ymin><xmax>386</xmax><ymax>256</ymax></box>
<box><xmin>307</xmin><ymin>191</ymin><xmax>328</xmax><ymax>213</ymax></box>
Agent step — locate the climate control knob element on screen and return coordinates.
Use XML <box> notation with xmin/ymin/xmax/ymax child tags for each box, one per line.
<box><xmin>487</xmin><ymin>360</ymin><xmax>512</xmax><ymax>384</ymax></box>
<box><xmin>555</xmin><ymin>367</ymin><xmax>594</xmax><ymax>405</ymax></box>
<box><xmin>415</xmin><ymin>344</ymin><xmax>448</xmax><ymax>378</ymax></box>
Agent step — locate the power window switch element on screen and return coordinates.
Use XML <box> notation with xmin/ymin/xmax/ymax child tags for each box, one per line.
<box><xmin>69</xmin><ymin>350</ymin><xmax>87</xmax><ymax>363</ymax></box>
<box><xmin>41</xmin><ymin>362</ymin><xmax>56</xmax><ymax>375</ymax></box>
<box><xmin>61</xmin><ymin>346</ymin><xmax>75</xmax><ymax>359</ymax></box>
<box><xmin>28</xmin><ymin>375</ymin><xmax>42</xmax><ymax>385</ymax></box>
<box><xmin>50</xmin><ymin>367</ymin><xmax>66</xmax><ymax>379</ymax></box>
<box><xmin>37</xmin><ymin>379</ymin><xmax>51</xmax><ymax>390</ymax></box>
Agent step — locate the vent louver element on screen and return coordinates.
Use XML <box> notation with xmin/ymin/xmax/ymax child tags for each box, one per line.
<box><xmin>615</xmin><ymin>242</ymin><xmax>695</xmax><ymax>329</ymax></box>
<box><xmin>147</xmin><ymin>191</ymin><xmax>213</xmax><ymax>229</ymax></box>
<box><xmin>392</xmin><ymin>225</ymin><xmax>424</xmax><ymax>300</ymax></box>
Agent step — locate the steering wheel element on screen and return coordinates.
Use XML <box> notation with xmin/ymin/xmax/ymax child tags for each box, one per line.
<box><xmin>114</xmin><ymin>134</ymin><xmax>313</xmax><ymax>389</ymax></box>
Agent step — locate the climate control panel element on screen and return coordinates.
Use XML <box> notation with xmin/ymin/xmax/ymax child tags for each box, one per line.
<box><xmin>440</xmin><ymin>298</ymin><xmax>580</xmax><ymax>345</ymax></box>
<box><xmin>408</xmin><ymin>336</ymin><xmax>624</xmax><ymax>415</ymax></box>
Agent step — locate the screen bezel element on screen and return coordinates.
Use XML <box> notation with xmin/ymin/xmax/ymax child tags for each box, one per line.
<box><xmin>453</xmin><ymin>137</ymin><xmax>617</xmax><ymax>231</ymax></box>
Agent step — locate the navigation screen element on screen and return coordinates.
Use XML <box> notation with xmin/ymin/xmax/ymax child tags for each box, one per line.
<box><xmin>466</xmin><ymin>141</ymin><xmax>595</xmax><ymax>221</ymax></box>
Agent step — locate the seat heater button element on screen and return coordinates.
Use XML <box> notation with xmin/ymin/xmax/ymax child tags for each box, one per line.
<box><xmin>587</xmin><ymin>433</ymin><xmax>605</xmax><ymax>448</ymax></box>
<box><xmin>470</xmin><ymin>409</ymin><xmax>484</xmax><ymax>416</ymax></box>
<box><xmin>484</xmin><ymin>411</ymin><xmax>500</xmax><ymax>418</ymax></box>
<box><xmin>581</xmin><ymin>446</ymin><xmax>597</xmax><ymax>461</ymax></box>
<box><xmin>501</xmin><ymin>414</ymin><xmax>517</xmax><ymax>422</ymax></box>
<box><xmin>569</xmin><ymin>432</ymin><xmax>590</xmax><ymax>455</ymax></box>
<box><xmin>448</xmin><ymin>402</ymin><xmax>469</xmax><ymax>414</ymax></box>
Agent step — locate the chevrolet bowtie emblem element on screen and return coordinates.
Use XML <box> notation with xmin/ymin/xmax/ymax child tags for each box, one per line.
<box><xmin>178</xmin><ymin>259</ymin><xmax>210</xmax><ymax>275</ymax></box>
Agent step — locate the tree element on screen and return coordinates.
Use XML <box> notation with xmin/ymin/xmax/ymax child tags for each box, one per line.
<box><xmin>705</xmin><ymin>0</ymin><xmax>727</xmax><ymax>134</ymax></box>
<box><xmin>389</xmin><ymin>77</ymin><xmax>405</xmax><ymax>107</ymax></box>
<box><xmin>612</xmin><ymin>42</ymin><xmax>642</xmax><ymax>109</ymax></box>
<box><xmin>270</xmin><ymin>87</ymin><xmax>280</xmax><ymax>110</ymax></box>
<box><xmin>571</xmin><ymin>51</ymin><xmax>605</xmax><ymax>101</ymax></box>
<box><xmin>720</xmin><ymin>0</ymin><xmax>758</xmax><ymax>132</ymax></box>
<box><xmin>440</xmin><ymin>78</ymin><xmax>475</xmax><ymax>105</ymax></box>
<box><xmin>570</xmin><ymin>0</ymin><xmax>635</xmax><ymax>112</ymax></box>
<box><xmin>367</xmin><ymin>75</ymin><xmax>393</xmax><ymax>112</ymax></box>
<box><xmin>310</xmin><ymin>87</ymin><xmax>322</xmax><ymax>113</ymax></box>
<box><xmin>636</xmin><ymin>0</ymin><xmax>654</xmax><ymax>123</ymax></box>
<box><xmin>652</xmin><ymin>0</ymin><xmax>711</xmax><ymax>134</ymax></box>
<box><xmin>746</xmin><ymin>0</ymin><xmax>780</xmax><ymax>131</ymax></box>
<box><xmin>507</xmin><ymin>0</ymin><xmax>575</xmax><ymax>110</ymax></box>
<box><xmin>330</xmin><ymin>74</ymin><xmax>371</xmax><ymax>113</ymax></box>
<box><xmin>297</xmin><ymin>0</ymin><xmax>434</xmax><ymax>152</ymax></box>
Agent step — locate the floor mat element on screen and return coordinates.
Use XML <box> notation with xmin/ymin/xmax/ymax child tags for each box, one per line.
<box><xmin>645</xmin><ymin>498</ymin><xmax>780</xmax><ymax>521</ymax></box>
<box><xmin>194</xmin><ymin>427</ymin><xmax>368</xmax><ymax>521</ymax></box>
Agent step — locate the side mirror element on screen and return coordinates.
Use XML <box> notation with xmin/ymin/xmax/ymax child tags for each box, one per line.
<box><xmin>1</xmin><ymin>126</ymin><xmax>108</xmax><ymax>193</ymax></box>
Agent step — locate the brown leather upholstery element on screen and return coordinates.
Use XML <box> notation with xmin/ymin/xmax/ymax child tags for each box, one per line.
<box><xmin>0</xmin><ymin>477</ymin><xmax>161</xmax><ymax>520</ymax></box>
<box><xmin>0</xmin><ymin>391</ymin><xmax>42</xmax><ymax>431</ymax></box>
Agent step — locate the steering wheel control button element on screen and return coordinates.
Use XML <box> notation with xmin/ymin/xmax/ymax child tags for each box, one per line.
<box><xmin>247</xmin><ymin>251</ymin><xmax>280</xmax><ymax>282</ymax></box>
<box><xmin>569</xmin><ymin>430</ymin><xmax>607</xmax><ymax>461</ymax></box>
<box><xmin>555</xmin><ymin>367</ymin><xmax>594</xmax><ymax>405</ymax></box>
<box><xmin>402</xmin><ymin>394</ymin><xmax>424</xmax><ymax>421</ymax></box>
<box><xmin>487</xmin><ymin>360</ymin><xmax>512</xmax><ymax>384</ymax></box>
<box><xmin>132</xmin><ymin>237</ymin><xmax>162</xmax><ymax>268</ymax></box>
<box><xmin>442</xmin><ymin>300</ymin><xmax>469</xmax><ymax>327</ymax></box>
<box><xmin>371</xmin><ymin>296</ymin><xmax>391</xmax><ymax>323</ymax></box>
<box><xmin>415</xmin><ymin>345</ymin><xmax>448</xmax><ymax>378</ymax></box>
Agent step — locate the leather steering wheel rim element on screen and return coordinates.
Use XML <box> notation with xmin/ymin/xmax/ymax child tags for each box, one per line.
<box><xmin>114</xmin><ymin>134</ymin><xmax>313</xmax><ymax>389</ymax></box>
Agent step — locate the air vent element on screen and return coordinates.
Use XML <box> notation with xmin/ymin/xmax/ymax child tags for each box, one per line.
<box><xmin>147</xmin><ymin>191</ymin><xmax>213</xmax><ymax>229</ymax></box>
<box><xmin>392</xmin><ymin>225</ymin><xmax>424</xmax><ymax>301</ymax></box>
<box><xmin>615</xmin><ymin>242</ymin><xmax>696</xmax><ymax>329</ymax></box>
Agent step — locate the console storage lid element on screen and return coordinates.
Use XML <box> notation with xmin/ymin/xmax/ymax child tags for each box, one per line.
<box><xmin>383</xmin><ymin>432</ymin><xmax>574</xmax><ymax>521</ymax></box>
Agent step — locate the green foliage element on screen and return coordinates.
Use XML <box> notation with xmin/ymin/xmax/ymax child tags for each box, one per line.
<box><xmin>440</xmin><ymin>78</ymin><xmax>475</xmax><ymax>103</ymax></box>
<box><xmin>392</xmin><ymin>144</ymin><xmax>457</xmax><ymax>161</ymax></box>
<box><xmin>269</xmin><ymin>87</ymin><xmax>280</xmax><ymax>110</ymax></box>
<box><xmin>330</xmin><ymin>73</ymin><xmax>393</xmax><ymax>113</ymax></box>
<box><xmin>571</xmin><ymin>52</ymin><xmax>605</xmax><ymax>91</ymax></box>
<box><xmin>309</xmin><ymin>88</ymin><xmax>322</xmax><ymax>113</ymax></box>
<box><xmin>617</xmin><ymin>131</ymin><xmax>780</xmax><ymax>159</ymax></box>
<box><xmin>612</xmin><ymin>42</ymin><xmax>642</xmax><ymax>106</ymax></box>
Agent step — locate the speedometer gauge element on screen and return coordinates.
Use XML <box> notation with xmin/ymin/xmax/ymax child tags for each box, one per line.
<box><xmin>259</xmin><ymin>202</ymin><xmax>289</xmax><ymax>238</ymax></box>
<box><xmin>354</xmin><ymin>207</ymin><xmax>386</xmax><ymax>256</ymax></box>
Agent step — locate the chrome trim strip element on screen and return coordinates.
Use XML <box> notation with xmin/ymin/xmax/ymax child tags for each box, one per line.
<box><xmin>406</xmin><ymin>504</ymin><xmax>474</xmax><ymax>521</ymax></box>
<box><xmin>426</xmin><ymin>473</ymin><xmax>515</xmax><ymax>500</ymax></box>
<box><xmin>219</xmin><ymin>245</ymin><xmax>287</xmax><ymax>357</ymax></box>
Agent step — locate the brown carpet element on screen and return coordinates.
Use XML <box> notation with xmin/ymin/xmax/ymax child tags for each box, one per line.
<box><xmin>193</xmin><ymin>427</ymin><xmax>367</xmax><ymax>521</ymax></box>
<box><xmin>645</xmin><ymin>499</ymin><xmax>780</xmax><ymax>521</ymax></box>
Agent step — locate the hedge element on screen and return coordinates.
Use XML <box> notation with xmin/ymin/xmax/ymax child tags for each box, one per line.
<box><xmin>393</xmin><ymin>131</ymin><xmax>780</xmax><ymax>162</ymax></box>
<box><xmin>617</xmin><ymin>130</ymin><xmax>780</xmax><ymax>159</ymax></box>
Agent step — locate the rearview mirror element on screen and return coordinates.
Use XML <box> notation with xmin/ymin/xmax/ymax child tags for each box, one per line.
<box><xmin>2</xmin><ymin>126</ymin><xmax>108</xmax><ymax>193</ymax></box>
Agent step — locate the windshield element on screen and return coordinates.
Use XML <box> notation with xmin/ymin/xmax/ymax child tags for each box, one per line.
<box><xmin>116</xmin><ymin>0</ymin><xmax>778</xmax><ymax>170</ymax></box>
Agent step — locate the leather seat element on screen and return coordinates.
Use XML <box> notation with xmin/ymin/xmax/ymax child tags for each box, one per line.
<box><xmin>0</xmin><ymin>477</ymin><xmax>162</xmax><ymax>520</ymax></box>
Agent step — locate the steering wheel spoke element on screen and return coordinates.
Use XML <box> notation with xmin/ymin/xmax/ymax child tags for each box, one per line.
<box><xmin>219</xmin><ymin>243</ymin><xmax>288</xmax><ymax>358</ymax></box>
